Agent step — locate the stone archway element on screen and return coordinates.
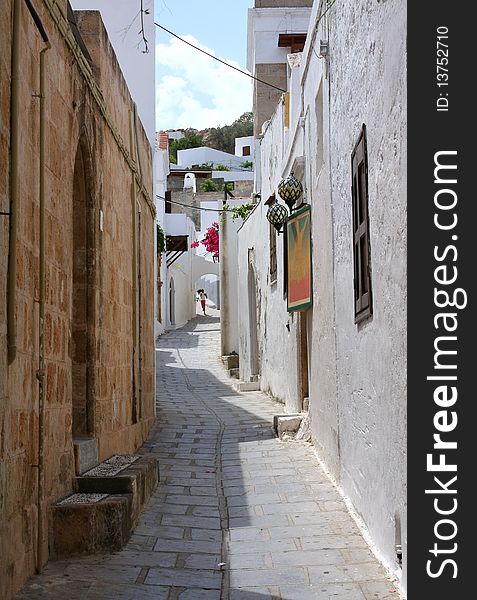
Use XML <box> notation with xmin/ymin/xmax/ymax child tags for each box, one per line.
<box><xmin>248</xmin><ymin>262</ymin><xmax>260</xmax><ymax>379</ymax></box>
<box><xmin>72</xmin><ymin>138</ymin><xmax>95</xmax><ymax>437</ymax></box>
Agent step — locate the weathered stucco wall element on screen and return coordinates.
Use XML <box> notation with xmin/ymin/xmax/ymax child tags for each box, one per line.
<box><xmin>240</xmin><ymin>0</ymin><xmax>407</xmax><ymax>589</ymax></box>
<box><xmin>237</xmin><ymin>97</ymin><xmax>301</xmax><ymax>410</ymax></box>
<box><xmin>165</xmin><ymin>215</ymin><xmax>196</xmax><ymax>329</ymax></box>
<box><xmin>0</xmin><ymin>3</ymin><xmax>155</xmax><ymax>597</ymax></box>
<box><xmin>328</xmin><ymin>0</ymin><xmax>407</xmax><ymax>585</ymax></box>
<box><xmin>297</xmin><ymin>31</ymin><xmax>341</xmax><ymax>479</ymax></box>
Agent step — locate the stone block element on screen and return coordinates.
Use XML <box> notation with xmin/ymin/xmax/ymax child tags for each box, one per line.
<box><xmin>75</xmin><ymin>454</ymin><xmax>159</xmax><ymax>527</ymax></box>
<box><xmin>50</xmin><ymin>493</ymin><xmax>132</xmax><ymax>558</ymax></box>
<box><xmin>277</xmin><ymin>416</ymin><xmax>303</xmax><ymax>437</ymax></box>
<box><xmin>273</xmin><ymin>413</ymin><xmax>303</xmax><ymax>435</ymax></box>
<box><xmin>73</xmin><ymin>437</ymin><xmax>98</xmax><ymax>475</ymax></box>
<box><xmin>222</xmin><ymin>354</ymin><xmax>239</xmax><ymax>370</ymax></box>
<box><xmin>235</xmin><ymin>381</ymin><xmax>260</xmax><ymax>392</ymax></box>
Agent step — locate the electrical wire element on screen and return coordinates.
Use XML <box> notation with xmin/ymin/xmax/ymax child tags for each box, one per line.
<box><xmin>155</xmin><ymin>22</ymin><xmax>287</xmax><ymax>93</ymax></box>
<box><xmin>156</xmin><ymin>194</ymin><xmax>236</xmax><ymax>212</ymax></box>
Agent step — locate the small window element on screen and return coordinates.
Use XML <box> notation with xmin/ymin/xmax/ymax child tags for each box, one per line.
<box><xmin>165</xmin><ymin>190</ymin><xmax>172</xmax><ymax>214</ymax></box>
<box><xmin>351</xmin><ymin>124</ymin><xmax>372</xmax><ymax>324</ymax></box>
<box><xmin>242</xmin><ymin>145</ymin><xmax>251</xmax><ymax>156</ymax></box>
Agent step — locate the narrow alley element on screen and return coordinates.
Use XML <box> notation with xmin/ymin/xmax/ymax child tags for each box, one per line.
<box><xmin>17</xmin><ymin>315</ymin><xmax>398</xmax><ymax>600</ymax></box>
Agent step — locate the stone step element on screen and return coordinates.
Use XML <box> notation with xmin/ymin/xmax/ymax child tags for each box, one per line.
<box><xmin>50</xmin><ymin>454</ymin><xmax>159</xmax><ymax>558</ymax></box>
<box><xmin>76</xmin><ymin>454</ymin><xmax>159</xmax><ymax>527</ymax></box>
<box><xmin>50</xmin><ymin>493</ymin><xmax>131</xmax><ymax>558</ymax></box>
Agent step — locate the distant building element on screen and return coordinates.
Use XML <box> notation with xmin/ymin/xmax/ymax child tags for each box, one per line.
<box><xmin>235</xmin><ymin>135</ymin><xmax>255</xmax><ymax>162</ymax></box>
<box><xmin>176</xmin><ymin>146</ymin><xmax>249</xmax><ymax>171</ymax></box>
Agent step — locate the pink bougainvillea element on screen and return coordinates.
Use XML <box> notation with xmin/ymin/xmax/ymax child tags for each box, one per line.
<box><xmin>191</xmin><ymin>222</ymin><xmax>219</xmax><ymax>260</ymax></box>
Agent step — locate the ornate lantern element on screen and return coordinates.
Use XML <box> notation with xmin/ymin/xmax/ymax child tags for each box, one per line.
<box><xmin>277</xmin><ymin>172</ymin><xmax>303</xmax><ymax>212</ymax></box>
<box><xmin>266</xmin><ymin>202</ymin><xmax>289</xmax><ymax>234</ymax></box>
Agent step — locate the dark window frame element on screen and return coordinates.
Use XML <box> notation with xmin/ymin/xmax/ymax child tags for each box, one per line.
<box><xmin>242</xmin><ymin>145</ymin><xmax>251</xmax><ymax>156</ymax></box>
<box><xmin>351</xmin><ymin>124</ymin><xmax>373</xmax><ymax>324</ymax></box>
<box><xmin>165</xmin><ymin>190</ymin><xmax>172</xmax><ymax>213</ymax></box>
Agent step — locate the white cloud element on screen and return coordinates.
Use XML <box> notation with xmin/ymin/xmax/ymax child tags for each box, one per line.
<box><xmin>155</xmin><ymin>35</ymin><xmax>252</xmax><ymax>130</ymax></box>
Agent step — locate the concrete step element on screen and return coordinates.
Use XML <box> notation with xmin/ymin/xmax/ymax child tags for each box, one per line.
<box><xmin>272</xmin><ymin>413</ymin><xmax>304</xmax><ymax>438</ymax></box>
<box><xmin>234</xmin><ymin>380</ymin><xmax>260</xmax><ymax>392</ymax></box>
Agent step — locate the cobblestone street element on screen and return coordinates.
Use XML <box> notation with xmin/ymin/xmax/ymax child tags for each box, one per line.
<box><xmin>17</xmin><ymin>315</ymin><xmax>399</xmax><ymax>600</ymax></box>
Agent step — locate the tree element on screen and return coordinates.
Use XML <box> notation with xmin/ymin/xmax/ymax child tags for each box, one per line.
<box><xmin>169</xmin><ymin>132</ymin><xmax>203</xmax><ymax>163</ymax></box>
<box><xmin>199</xmin><ymin>178</ymin><xmax>219</xmax><ymax>192</ymax></box>
<box><xmin>203</xmin><ymin>112</ymin><xmax>253</xmax><ymax>154</ymax></box>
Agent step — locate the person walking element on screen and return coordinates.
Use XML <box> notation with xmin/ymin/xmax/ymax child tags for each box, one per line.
<box><xmin>197</xmin><ymin>289</ymin><xmax>207</xmax><ymax>315</ymax></box>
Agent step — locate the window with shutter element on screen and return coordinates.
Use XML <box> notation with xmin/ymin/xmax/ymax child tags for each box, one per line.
<box><xmin>351</xmin><ymin>125</ymin><xmax>373</xmax><ymax>324</ymax></box>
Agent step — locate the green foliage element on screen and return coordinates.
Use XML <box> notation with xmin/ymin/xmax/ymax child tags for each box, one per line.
<box><xmin>169</xmin><ymin>132</ymin><xmax>203</xmax><ymax>162</ymax></box>
<box><xmin>223</xmin><ymin>202</ymin><xmax>256</xmax><ymax>221</ymax></box>
<box><xmin>239</xmin><ymin>160</ymin><xmax>253</xmax><ymax>169</ymax></box>
<box><xmin>204</xmin><ymin>112</ymin><xmax>253</xmax><ymax>154</ymax></box>
<box><xmin>214</xmin><ymin>164</ymin><xmax>230</xmax><ymax>171</ymax></box>
<box><xmin>199</xmin><ymin>178</ymin><xmax>219</xmax><ymax>192</ymax></box>
<box><xmin>169</xmin><ymin>154</ymin><xmax>177</xmax><ymax>164</ymax></box>
<box><xmin>157</xmin><ymin>224</ymin><xmax>166</xmax><ymax>253</ymax></box>
<box><xmin>191</xmin><ymin>163</ymin><xmax>213</xmax><ymax>170</ymax></box>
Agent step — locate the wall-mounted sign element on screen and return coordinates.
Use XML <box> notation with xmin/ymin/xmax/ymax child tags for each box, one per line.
<box><xmin>286</xmin><ymin>204</ymin><xmax>312</xmax><ymax>312</ymax></box>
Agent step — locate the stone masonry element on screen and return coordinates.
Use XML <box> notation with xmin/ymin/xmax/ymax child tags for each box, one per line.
<box><xmin>0</xmin><ymin>2</ymin><xmax>155</xmax><ymax>597</ymax></box>
<box><xmin>17</xmin><ymin>315</ymin><xmax>401</xmax><ymax>599</ymax></box>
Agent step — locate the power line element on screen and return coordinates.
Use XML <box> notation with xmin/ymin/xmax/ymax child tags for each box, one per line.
<box><xmin>156</xmin><ymin>194</ymin><xmax>236</xmax><ymax>213</ymax></box>
<box><xmin>155</xmin><ymin>22</ymin><xmax>287</xmax><ymax>93</ymax></box>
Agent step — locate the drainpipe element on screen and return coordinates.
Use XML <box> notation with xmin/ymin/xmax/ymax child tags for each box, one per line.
<box><xmin>10</xmin><ymin>0</ymin><xmax>51</xmax><ymax>573</ymax></box>
<box><xmin>8</xmin><ymin>0</ymin><xmax>49</xmax><ymax>363</ymax></box>
<box><xmin>7</xmin><ymin>0</ymin><xmax>22</xmax><ymax>364</ymax></box>
<box><xmin>129</xmin><ymin>110</ymin><xmax>138</xmax><ymax>422</ymax></box>
<box><xmin>36</xmin><ymin>40</ymin><xmax>50</xmax><ymax>574</ymax></box>
<box><xmin>133</xmin><ymin>106</ymin><xmax>144</xmax><ymax>418</ymax></box>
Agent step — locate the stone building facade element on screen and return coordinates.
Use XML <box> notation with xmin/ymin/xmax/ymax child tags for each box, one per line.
<box><xmin>235</xmin><ymin>0</ymin><xmax>407</xmax><ymax>593</ymax></box>
<box><xmin>0</xmin><ymin>2</ymin><xmax>155</xmax><ymax>597</ymax></box>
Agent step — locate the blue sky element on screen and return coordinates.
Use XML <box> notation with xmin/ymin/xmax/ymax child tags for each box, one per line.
<box><xmin>155</xmin><ymin>0</ymin><xmax>254</xmax><ymax>131</ymax></box>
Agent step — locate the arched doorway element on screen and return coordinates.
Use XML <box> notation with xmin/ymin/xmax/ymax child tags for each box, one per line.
<box><xmin>72</xmin><ymin>141</ymin><xmax>94</xmax><ymax>436</ymax></box>
<box><xmin>169</xmin><ymin>277</ymin><xmax>175</xmax><ymax>326</ymax></box>
<box><xmin>248</xmin><ymin>263</ymin><xmax>260</xmax><ymax>378</ymax></box>
<box><xmin>195</xmin><ymin>274</ymin><xmax>220</xmax><ymax>313</ymax></box>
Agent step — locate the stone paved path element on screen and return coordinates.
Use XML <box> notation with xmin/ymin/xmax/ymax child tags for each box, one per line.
<box><xmin>17</xmin><ymin>315</ymin><xmax>400</xmax><ymax>600</ymax></box>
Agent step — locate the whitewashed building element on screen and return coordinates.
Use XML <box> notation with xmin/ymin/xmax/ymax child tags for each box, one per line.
<box><xmin>232</xmin><ymin>0</ymin><xmax>407</xmax><ymax>592</ymax></box>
